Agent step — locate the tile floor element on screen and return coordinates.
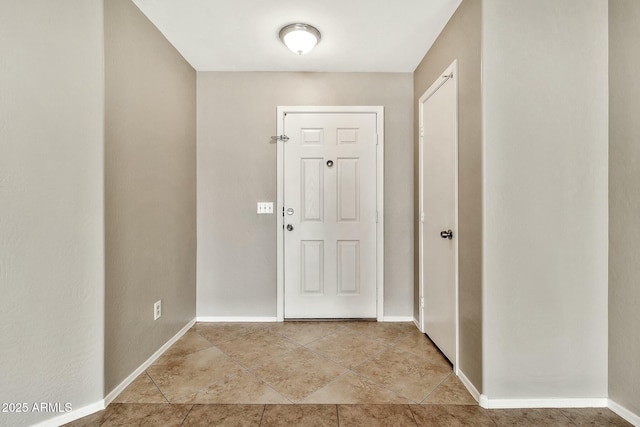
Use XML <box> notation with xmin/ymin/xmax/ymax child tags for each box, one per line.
<box><xmin>65</xmin><ymin>321</ymin><xmax>633</xmax><ymax>426</ymax></box>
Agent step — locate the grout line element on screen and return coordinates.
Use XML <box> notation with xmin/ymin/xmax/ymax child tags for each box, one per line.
<box><xmin>418</xmin><ymin>372</ymin><xmax>453</xmax><ymax>404</ymax></box>
<box><xmin>555</xmin><ymin>408</ymin><xmax>581</xmax><ymax>426</ymax></box>
<box><xmin>258</xmin><ymin>404</ymin><xmax>266</xmax><ymax>427</ymax></box>
<box><xmin>408</xmin><ymin>404</ymin><xmax>420</xmax><ymax>426</ymax></box>
<box><xmin>178</xmin><ymin>404</ymin><xmax>195</xmax><ymax>427</ymax></box>
<box><xmin>145</xmin><ymin>370</ymin><xmax>171</xmax><ymax>404</ymax></box>
<box><xmin>294</xmin><ymin>370</ymin><xmax>352</xmax><ymax>403</ymax></box>
<box><xmin>242</xmin><ymin>369</ymin><xmax>295</xmax><ymax>404</ymax></box>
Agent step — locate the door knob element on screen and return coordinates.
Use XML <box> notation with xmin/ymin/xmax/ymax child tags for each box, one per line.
<box><xmin>286</xmin><ymin>224</ymin><xmax>294</xmax><ymax>231</ymax></box>
<box><xmin>440</xmin><ymin>229</ymin><xmax>453</xmax><ymax>240</ymax></box>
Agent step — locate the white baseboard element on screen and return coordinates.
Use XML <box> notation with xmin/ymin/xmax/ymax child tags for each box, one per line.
<box><xmin>30</xmin><ymin>319</ymin><xmax>196</xmax><ymax>427</ymax></box>
<box><xmin>457</xmin><ymin>369</ymin><xmax>481</xmax><ymax>403</ymax></box>
<box><xmin>31</xmin><ymin>400</ymin><xmax>105</xmax><ymax>427</ymax></box>
<box><xmin>609</xmin><ymin>399</ymin><xmax>640</xmax><ymax>426</ymax></box>
<box><xmin>196</xmin><ymin>316</ymin><xmax>278</xmax><ymax>322</ymax></box>
<box><xmin>480</xmin><ymin>397</ymin><xmax>608</xmax><ymax>409</ymax></box>
<box><xmin>412</xmin><ymin>317</ymin><xmax>421</xmax><ymax>331</ymax></box>
<box><xmin>382</xmin><ymin>316</ymin><xmax>414</xmax><ymax>322</ymax></box>
<box><xmin>104</xmin><ymin>319</ymin><xmax>196</xmax><ymax>406</ymax></box>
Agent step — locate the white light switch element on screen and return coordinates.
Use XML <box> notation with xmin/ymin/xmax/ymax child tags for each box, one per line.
<box><xmin>257</xmin><ymin>202</ymin><xmax>273</xmax><ymax>214</ymax></box>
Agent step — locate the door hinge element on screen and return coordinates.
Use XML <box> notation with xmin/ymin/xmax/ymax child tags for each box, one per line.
<box><xmin>419</xmin><ymin>127</ymin><xmax>424</xmax><ymax>138</ymax></box>
<box><xmin>420</xmin><ymin>296</ymin><xmax>425</xmax><ymax>309</ymax></box>
<box><xmin>420</xmin><ymin>211</ymin><xmax>425</xmax><ymax>223</ymax></box>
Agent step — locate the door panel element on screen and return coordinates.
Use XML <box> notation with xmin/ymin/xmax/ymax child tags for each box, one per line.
<box><xmin>301</xmin><ymin>158</ymin><xmax>324</xmax><ymax>221</ymax></box>
<box><xmin>337</xmin><ymin>240</ymin><xmax>360</xmax><ymax>295</ymax></box>
<box><xmin>420</xmin><ymin>70</ymin><xmax>458</xmax><ymax>365</ymax></box>
<box><xmin>301</xmin><ymin>240</ymin><xmax>324</xmax><ymax>294</ymax></box>
<box><xmin>337</xmin><ymin>158</ymin><xmax>360</xmax><ymax>222</ymax></box>
<box><xmin>284</xmin><ymin>112</ymin><xmax>377</xmax><ymax>318</ymax></box>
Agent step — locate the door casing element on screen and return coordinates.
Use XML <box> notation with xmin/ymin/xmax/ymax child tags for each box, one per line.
<box><xmin>418</xmin><ymin>60</ymin><xmax>459</xmax><ymax>372</ymax></box>
<box><xmin>276</xmin><ymin>106</ymin><xmax>384</xmax><ymax>321</ymax></box>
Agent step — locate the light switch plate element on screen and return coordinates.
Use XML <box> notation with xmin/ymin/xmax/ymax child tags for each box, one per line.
<box><xmin>257</xmin><ymin>202</ymin><xmax>273</xmax><ymax>214</ymax></box>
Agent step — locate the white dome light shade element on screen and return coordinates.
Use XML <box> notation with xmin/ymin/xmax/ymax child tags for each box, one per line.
<box><xmin>279</xmin><ymin>23</ymin><xmax>321</xmax><ymax>55</ymax></box>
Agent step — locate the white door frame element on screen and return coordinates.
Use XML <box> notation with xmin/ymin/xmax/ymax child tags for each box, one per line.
<box><xmin>276</xmin><ymin>106</ymin><xmax>384</xmax><ymax>321</ymax></box>
<box><xmin>418</xmin><ymin>61</ymin><xmax>459</xmax><ymax>372</ymax></box>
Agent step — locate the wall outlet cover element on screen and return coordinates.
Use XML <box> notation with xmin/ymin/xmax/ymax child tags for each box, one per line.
<box><xmin>154</xmin><ymin>300</ymin><xmax>162</xmax><ymax>320</ymax></box>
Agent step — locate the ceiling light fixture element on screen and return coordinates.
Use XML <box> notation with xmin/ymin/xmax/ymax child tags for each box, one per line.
<box><xmin>279</xmin><ymin>23</ymin><xmax>321</xmax><ymax>55</ymax></box>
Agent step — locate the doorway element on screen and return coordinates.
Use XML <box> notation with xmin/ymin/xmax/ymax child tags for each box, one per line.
<box><xmin>276</xmin><ymin>107</ymin><xmax>384</xmax><ymax>321</ymax></box>
<box><xmin>418</xmin><ymin>61</ymin><xmax>459</xmax><ymax>367</ymax></box>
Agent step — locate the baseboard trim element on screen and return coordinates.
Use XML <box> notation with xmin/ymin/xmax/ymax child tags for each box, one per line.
<box><xmin>104</xmin><ymin>319</ymin><xmax>196</xmax><ymax>406</ymax></box>
<box><xmin>412</xmin><ymin>317</ymin><xmax>420</xmax><ymax>330</ymax></box>
<box><xmin>457</xmin><ymin>369</ymin><xmax>481</xmax><ymax>404</ymax></box>
<box><xmin>381</xmin><ymin>316</ymin><xmax>414</xmax><ymax>322</ymax></box>
<box><xmin>480</xmin><ymin>397</ymin><xmax>609</xmax><ymax>409</ymax></box>
<box><xmin>608</xmin><ymin>399</ymin><xmax>640</xmax><ymax>426</ymax></box>
<box><xmin>31</xmin><ymin>399</ymin><xmax>105</xmax><ymax>427</ymax></box>
<box><xmin>196</xmin><ymin>316</ymin><xmax>278</xmax><ymax>322</ymax></box>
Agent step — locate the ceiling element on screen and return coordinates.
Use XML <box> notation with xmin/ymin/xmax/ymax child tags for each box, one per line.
<box><xmin>131</xmin><ymin>0</ymin><xmax>463</xmax><ymax>72</ymax></box>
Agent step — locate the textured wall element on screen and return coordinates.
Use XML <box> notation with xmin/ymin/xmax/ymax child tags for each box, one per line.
<box><xmin>105</xmin><ymin>0</ymin><xmax>197</xmax><ymax>393</ymax></box>
<box><xmin>0</xmin><ymin>1</ymin><xmax>105</xmax><ymax>426</ymax></box>
<box><xmin>413</xmin><ymin>0</ymin><xmax>483</xmax><ymax>393</ymax></box>
<box><xmin>482</xmin><ymin>0</ymin><xmax>608</xmax><ymax>399</ymax></box>
<box><xmin>609</xmin><ymin>0</ymin><xmax>640</xmax><ymax>417</ymax></box>
<box><xmin>197</xmin><ymin>72</ymin><xmax>414</xmax><ymax>318</ymax></box>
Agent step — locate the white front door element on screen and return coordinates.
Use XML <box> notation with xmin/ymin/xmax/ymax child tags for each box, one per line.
<box><xmin>282</xmin><ymin>111</ymin><xmax>378</xmax><ymax>318</ymax></box>
<box><xmin>419</xmin><ymin>62</ymin><xmax>458</xmax><ymax>365</ymax></box>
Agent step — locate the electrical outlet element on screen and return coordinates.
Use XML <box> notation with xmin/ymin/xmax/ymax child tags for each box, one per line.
<box><xmin>154</xmin><ymin>300</ymin><xmax>162</xmax><ymax>320</ymax></box>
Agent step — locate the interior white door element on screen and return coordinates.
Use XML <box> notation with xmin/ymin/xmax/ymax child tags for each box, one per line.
<box><xmin>283</xmin><ymin>112</ymin><xmax>377</xmax><ymax>318</ymax></box>
<box><xmin>420</xmin><ymin>66</ymin><xmax>458</xmax><ymax>365</ymax></box>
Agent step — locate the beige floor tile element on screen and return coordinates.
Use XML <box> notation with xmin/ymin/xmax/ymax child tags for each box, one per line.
<box><xmin>269</xmin><ymin>321</ymin><xmax>346</xmax><ymax>345</ymax></box>
<box><xmin>410</xmin><ymin>404</ymin><xmax>496</xmax><ymax>427</ymax></box>
<box><xmin>100</xmin><ymin>403</ymin><xmax>192</xmax><ymax>427</ymax></box>
<box><xmin>172</xmin><ymin>370</ymin><xmax>290</xmax><ymax>404</ymax></box>
<box><xmin>560</xmin><ymin>407</ymin><xmax>634</xmax><ymax>426</ymax></box>
<box><xmin>342</xmin><ymin>321</ymin><xmax>417</xmax><ymax>344</ymax></box>
<box><xmin>216</xmin><ymin>329</ymin><xmax>300</xmax><ymax>368</ymax></box>
<box><xmin>261</xmin><ymin>404</ymin><xmax>338</xmax><ymax>427</ymax></box>
<box><xmin>146</xmin><ymin>347</ymin><xmax>245</xmax><ymax>402</ymax></box>
<box><xmin>253</xmin><ymin>348</ymin><xmax>347</xmax><ymax>402</ymax></box>
<box><xmin>306</xmin><ymin>329</ymin><xmax>390</xmax><ymax>368</ymax></box>
<box><xmin>422</xmin><ymin>374</ymin><xmax>476</xmax><ymax>405</ymax></box>
<box><xmin>392</xmin><ymin>331</ymin><xmax>450</xmax><ymax>362</ymax></box>
<box><xmin>112</xmin><ymin>372</ymin><xmax>168</xmax><ymax>404</ymax></box>
<box><xmin>353</xmin><ymin>347</ymin><xmax>452</xmax><ymax>402</ymax></box>
<box><xmin>338</xmin><ymin>404</ymin><xmax>417</xmax><ymax>427</ymax></box>
<box><xmin>194</xmin><ymin>322</ymin><xmax>272</xmax><ymax>345</ymax></box>
<box><xmin>488</xmin><ymin>408</ymin><xmax>574</xmax><ymax>426</ymax></box>
<box><xmin>181</xmin><ymin>404</ymin><xmax>264</xmax><ymax>427</ymax></box>
<box><xmin>152</xmin><ymin>331</ymin><xmax>214</xmax><ymax>366</ymax></box>
<box><xmin>302</xmin><ymin>372</ymin><xmax>413</xmax><ymax>404</ymax></box>
<box><xmin>62</xmin><ymin>407</ymin><xmax>117</xmax><ymax>427</ymax></box>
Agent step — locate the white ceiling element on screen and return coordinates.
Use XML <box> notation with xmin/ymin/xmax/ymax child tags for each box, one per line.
<box><xmin>132</xmin><ymin>0</ymin><xmax>463</xmax><ymax>72</ymax></box>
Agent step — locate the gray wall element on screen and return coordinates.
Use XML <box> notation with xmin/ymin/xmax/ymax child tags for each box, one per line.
<box><xmin>0</xmin><ymin>1</ymin><xmax>105</xmax><ymax>426</ymax></box>
<box><xmin>105</xmin><ymin>0</ymin><xmax>197</xmax><ymax>393</ymax></box>
<box><xmin>482</xmin><ymin>0</ymin><xmax>609</xmax><ymax>399</ymax></box>
<box><xmin>413</xmin><ymin>0</ymin><xmax>483</xmax><ymax>392</ymax></box>
<box><xmin>197</xmin><ymin>72</ymin><xmax>414</xmax><ymax>318</ymax></box>
<box><xmin>609</xmin><ymin>0</ymin><xmax>640</xmax><ymax>416</ymax></box>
